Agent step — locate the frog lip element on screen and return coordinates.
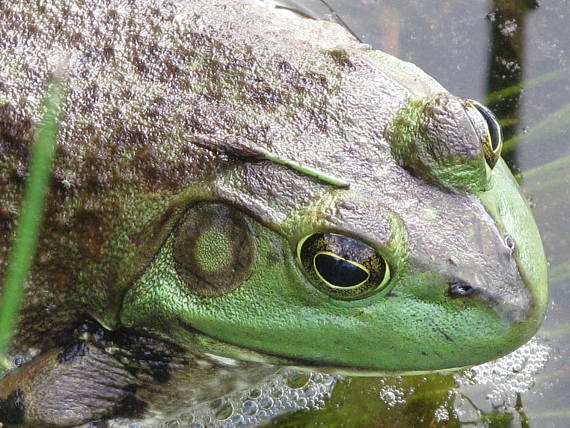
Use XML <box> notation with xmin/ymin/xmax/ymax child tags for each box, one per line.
<box><xmin>176</xmin><ymin>319</ymin><xmax>471</xmax><ymax>375</ymax></box>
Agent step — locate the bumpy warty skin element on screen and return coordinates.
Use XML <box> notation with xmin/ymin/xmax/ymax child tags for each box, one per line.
<box><xmin>0</xmin><ymin>0</ymin><xmax>376</xmax><ymax>350</ymax></box>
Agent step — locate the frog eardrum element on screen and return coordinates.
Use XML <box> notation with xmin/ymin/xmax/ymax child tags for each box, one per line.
<box><xmin>173</xmin><ymin>203</ymin><xmax>255</xmax><ymax>297</ymax></box>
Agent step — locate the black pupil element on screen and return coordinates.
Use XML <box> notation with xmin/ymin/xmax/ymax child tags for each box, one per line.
<box><xmin>314</xmin><ymin>254</ymin><xmax>368</xmax><ymax>287</ymax></box>
<box><xmin>474</xmin><ymin>104</ymin><xmax>501</xmax><ymax>151</ymax></box>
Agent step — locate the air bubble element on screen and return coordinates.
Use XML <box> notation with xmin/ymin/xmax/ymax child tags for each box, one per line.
<box><xmin>379</xmin><ymin>386</ymin><xmax>407</xmax><ymax>407</ymax></box>
<box><xmin>271</xmin><ymin>388</ymin><xmax>284</xmax><ymax>399</ymax></box>
<box><xmin>259</xmin><ymin>397</ymin><xmax>274</xmax><ymax>409</ymax></box>
<box><xmin>286</xmin><ymin>390</ymin><xmax>299</xmax><ymax>401</ymax></box>
<box><xmin>214</xmin><ymin>401</ymin><xmax>233</xmax><ymax>421</ymax></box>
<box><xmin>242</xmin><ymin>400</ymin><xmax>258</xmax><ymax>416</ymax></box>
<box><xmin>286</xmin><ymin>372</ymin><xmax>311</xmax><ymax>389</ymax></box>
<box><xmin>230</xmin><ymin>414</ymin><xmax>243</xmax><ymax>424</ymax></box>
<box><xmin>304</xmin><ymin>386</ymin><xmax>317</xmax><ymax>398</ymax></box>
<box><xmin>434</xmin><ymin>406</ymin><xmax>449</xmax><ymax>422</ymax></box>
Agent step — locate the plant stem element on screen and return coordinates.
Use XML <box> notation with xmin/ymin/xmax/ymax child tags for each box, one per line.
<box><xmin>0</xmin><ymin>74</ymin><xmax>65</xmax><ymax>355</ymax></box>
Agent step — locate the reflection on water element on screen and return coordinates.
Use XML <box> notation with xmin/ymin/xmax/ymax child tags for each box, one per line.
<box><xmin>265</xmin><ymin>0</ymin><xmax>363</xmax><ymax>40</ymax></box>
<box><xmin>486</xmin><ymin>0</ymin><xmax>538</xmax><ymax>167</ymax></box>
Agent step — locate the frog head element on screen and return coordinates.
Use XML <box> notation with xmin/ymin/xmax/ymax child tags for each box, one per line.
<box><xmin>119</xmin><ymin>51</ymin><xmax>547</xmax><ymax>373</ymax></box>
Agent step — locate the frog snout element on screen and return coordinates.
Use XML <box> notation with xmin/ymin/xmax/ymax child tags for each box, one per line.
<box><xmin>446</xmin><ymin>276</ymin><xmax>530</xmax><ymax>323</ymax></box>
<box><xmin>477</xmin><ymin>159</ymin><xmax>548</xmax><ymax>332</ymax></box>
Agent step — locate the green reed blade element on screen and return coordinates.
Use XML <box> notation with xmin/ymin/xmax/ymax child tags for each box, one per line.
<box><xmin>519</xmin><ymin>154</ymin><xmax>570</xmax><ymax>181</ymax></box>
<box><xmin>502</xmin><ymin>101</ymin><xmax>570</xmax><ymax>153</ymax></box>
<box><xmin>0</xmin><ymin>74</ymin><xmax>65</xmax><ymax>355</ymax></box>
<box><xmin>522</xmin><ymin>173</ymin><xmax>570</xmax><ymax>194</ymax></box>
<box><xmin>485</xmin><ymin>68</ymin><xmax>569</xmax><ymax>106</ymax></box>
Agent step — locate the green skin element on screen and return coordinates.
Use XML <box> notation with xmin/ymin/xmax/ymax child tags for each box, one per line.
<box><xmin>0</xmin><ymin>0</ymin><xmax>547</xmax><ymax>426</ymax></box>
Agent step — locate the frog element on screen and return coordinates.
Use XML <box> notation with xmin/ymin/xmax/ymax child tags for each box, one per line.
<box><xmin>0</xmin><ymin>0</ymin><xmax>548</xmax><ymax>426</ymax></box>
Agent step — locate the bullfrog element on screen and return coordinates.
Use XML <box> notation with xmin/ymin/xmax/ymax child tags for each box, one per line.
<box><xmin>0</xmin><ymin>0</ymin><xmax>548</xmax><ymax>426</ymax></box>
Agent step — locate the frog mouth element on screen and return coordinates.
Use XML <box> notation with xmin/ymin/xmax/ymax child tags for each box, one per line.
<box><xmin>176</xmin><ymin>319</ymin><xmax>470</xmax><ymax>376</ymax></box>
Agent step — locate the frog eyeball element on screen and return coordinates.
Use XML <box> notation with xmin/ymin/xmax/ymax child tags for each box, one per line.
<box><xmin>468</xmin><ymin>100</ymin><xmax>503</xmax><ymax>168</ymax></box>
<box><xmin>296</xmin><ymin>233</ymin><xmax>390</xmax><ymax>301</ymax></box>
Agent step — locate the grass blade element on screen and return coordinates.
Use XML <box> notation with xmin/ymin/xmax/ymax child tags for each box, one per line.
<box><xmin>0</xmin><ymin>73</ymin><xmax>65</xmax><ymax>355</ymax></box>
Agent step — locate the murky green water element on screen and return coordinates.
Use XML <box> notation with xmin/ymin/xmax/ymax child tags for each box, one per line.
<box><xmin>263</xmin><ymin>1</ymin><xmax>570</xmax><ymax>426</ymax></box>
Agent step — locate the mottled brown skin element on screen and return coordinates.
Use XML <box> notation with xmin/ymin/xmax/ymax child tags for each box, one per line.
<box><xmin>0</xmin><ymin>1</ymin><xmax>373</xmax><ymax>425</ymax></box>
<box><xmin>0</xmin><ymin>0</ymin><xmax>367</xmax><ymax>343</ymax></box>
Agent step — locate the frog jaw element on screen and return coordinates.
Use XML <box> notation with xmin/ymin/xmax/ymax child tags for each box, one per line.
<box><xmin>167</xmin><ymin>319</ymin><xmax>474</xmax><ymax>377</ymax></box>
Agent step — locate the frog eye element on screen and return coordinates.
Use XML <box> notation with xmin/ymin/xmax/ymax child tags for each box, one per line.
<box><xmin>297</xmin><ymin>233</ymin><xmax>390</xmax><ymax>301</ymax></box>
<box><xmin>469</xmin><ymin>100</ymin><xmax>503</xmax><ymax>168</ymax></box>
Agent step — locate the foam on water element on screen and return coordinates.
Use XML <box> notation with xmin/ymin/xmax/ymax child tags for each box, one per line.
<box><xmin>378</xmin><ymin>381</ymin><xmax>412</xmax><ymax>407</ymax></box>
<box><xmin>455</xmin><ymin>337</ymin><xmax>550</xmax><ymax>404</ymax></box>
<box><xmin>371</xmin><ymin>338</ymin><xmax>551</xmax><ymax>424</ymax></box>
<box><xmin>106</xmin><ymin>370</ymin><xmax>339</xmax><ymax>428</ymax></box>
<box><xmin>106</xmin><ymin>338</ymin><xmax>549</xmax><ymax>427</ymax></box>
<box><xmin>170</xmin><ymin>371</ymin><xmax>339</xmax><ymax>427</ymax></box>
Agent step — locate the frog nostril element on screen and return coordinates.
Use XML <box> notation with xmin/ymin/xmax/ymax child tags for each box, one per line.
<box><xmin>447</xmin><ymin>280</ymin><xmax>476</xmax><ymax>298</ymax></box>
<box><xmin>504</xmin><ymin>234</ymin><xmax>516</xmax><ymax>253</ymax></box>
